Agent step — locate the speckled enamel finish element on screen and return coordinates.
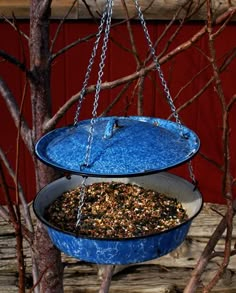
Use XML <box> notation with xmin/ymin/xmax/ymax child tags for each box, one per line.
<box><xmin>35</xmin><ymin>116</ymin><xmax>200</xmax><ymax>177</ymax></box>
<box><xmin>33</xmin><ymin>172</ymin><xmax>203</xmax><ymax>264</ymax></box>
<box><xmin>46</xmin><ymin>221</ymin><xmax>191</xmax><ymax>264</ymax></box>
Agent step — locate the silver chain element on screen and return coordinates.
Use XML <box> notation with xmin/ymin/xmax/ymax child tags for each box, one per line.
<box><xmin>73</xmin><ymin>0</ymin><xmax>112</xmax><ymax>125</ymax></box>
<box><xmin>134</xmin><ymin>0</ymin><xmax>197</xmax><ymax>184</ymax></box>
<box><xmin>75</xmin><ymin>0</ymin><xmax>198</xmax><ymax>228</ymax></box>
<box><xmin>76</xmin><ymin>176</ymin><xmax>87</xmax><ymax>227</ymax></box>
<box><xmin>134</xmin><ymin>0</ymin><xmax>182</xmax><ymax>126</ymax></box>
<box><xmin>83</xmin><ymin>0</ymin><xmax>113</xmax><ymax>168</ymax></box>
<box><xmin>76</xmin><ymin>0</ymin><xmax>113</xmax><ymax>227</ymax></box>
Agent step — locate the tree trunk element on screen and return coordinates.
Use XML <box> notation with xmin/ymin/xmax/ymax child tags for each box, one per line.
<box><xmin>29</xmin><ymin>1</ymin><xmax>63</xmax><ymax>292</ymax></box>
<box><xmin>34</xmin><ymin>221</ymin><xmax>63</xmax><ymax>293</ymax></box>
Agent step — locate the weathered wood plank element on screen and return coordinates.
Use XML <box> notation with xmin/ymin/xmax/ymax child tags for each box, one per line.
<box><xmin>0</xmin><ymin>0</ymin><xmax>235</xmax><ymax>20</ymax></box>
<box><xmin>0</xmin><ymin>203</ymin><xmax>236</xmax><ymax>292</ymax></box>
<box><xmin>0</xmin><ymin>0</ymin><xmax>77</xmax><ymax>19</ymax></box>
<box><xmin>77</xmin><ymin>0</ymin><xmax>236</xmax><ymax>21</ymax></box>
<box><xmin>1</xmin><ymin>267</ymin><xmax>236</xmax><ymax>293</ymax></box>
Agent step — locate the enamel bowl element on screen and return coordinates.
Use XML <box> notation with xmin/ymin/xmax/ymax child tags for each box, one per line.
<box><xmin>33</xmin><ymin>172</ymin><xmax>203</xmax><ymax>265</ymax></box>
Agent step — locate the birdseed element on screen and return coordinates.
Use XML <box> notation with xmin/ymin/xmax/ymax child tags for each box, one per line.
<box><xmin>45</xmin><ymin>181</ymin><xmax>188</xmax><ymax>238</ymax></box>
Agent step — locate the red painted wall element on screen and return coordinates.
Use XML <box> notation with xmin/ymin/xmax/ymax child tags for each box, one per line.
<box><xmin>0</xmin><ymin>20</ymin><xmax>236</xmax><ymax>204</ymax></box>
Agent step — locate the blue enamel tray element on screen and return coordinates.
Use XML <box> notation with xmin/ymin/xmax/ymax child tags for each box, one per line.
<box><xmin>35</xmin><ymin>116</ymin><xmax>200</xmax><ymax>177</ymax></box>
<box><xmin>33</xmin><ymin>173</ymin><xmax>203</xmax><ymax>264</ymax></box>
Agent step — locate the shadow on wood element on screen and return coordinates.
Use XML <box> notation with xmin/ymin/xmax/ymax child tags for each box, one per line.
<box><xmin>0</xmin><ymin>203</ymin><xmax>236</xmax><ymax>292</ymax></box>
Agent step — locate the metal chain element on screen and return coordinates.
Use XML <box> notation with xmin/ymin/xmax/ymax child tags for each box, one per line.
<box><xmin>73</xmin><ymin>0</ymin><xmax>111</xmax><ymax>125</ymax></box>
<box><xmin>76</xmin><ymin>0</ymin><xmax>114</xmax><ymax>227</ymax></box>
<box><xmin>134</xmin><ymin>0</ymin><xmax>182</xmax><ymax>126</ymax></box>
<box><xmin>134</xmin><ymin>0</ymin><xmax>197</xmax><ymax>184</ymax></box>
<box><xmin>75</xmin><ymin>0</ymin><xmax>198</xmax><ymax>228</ymax></box>
<box><xmin>83</xmin><ymin>0</ymin><xmax>113</xmax><ymax>168</ymax></box>
<box><xmin>76</xmin><ymin>176</ymin><xmax>87</xmax><ymax>227</ymax></box>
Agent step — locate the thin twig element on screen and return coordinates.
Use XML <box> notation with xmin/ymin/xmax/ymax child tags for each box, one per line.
<box><xmin>0</xmin><ymin>14</ymin><xmax>29</xmax><ymax>40</ymax></box>
<box><xmin>212</xmin><ymin>8</ymin><xmax>236</xmax><ymax>39</ymax></box>
<box><xmin>28</xmin><ymin>259</ymin><xmax>58</xmax><ymax>293</ymax></box>
<box><xmin>0</xmin><ymin>50</ymin><xmax>32</xmax><ymax>79</ymax></box>
<box><xmin>50</xmin><ymin>0</ymin><xmax>77</xmax><ymax>53</ymax></box>
<box><xmin>51</xmin><ymin>19</ymin><xmax>131</xmax><ymax>61</ymax></box>
<box><xmin>210</xmin><ymin>249</ymin><xmax>236</xmax><ymax>259</ymax></box>
<box><xmin>0</xmin><ymin>148</ymin><xmax>34</xmax><ymax>234</ymax></box>
<box><xmin>184</xmin><ymin>2</ymin><xmax>235</xmax><ymax>291</ymax></box>
<box><xmin>82</xmin><ymin>0</ymin><xmax>99</xmax><ymax>19</ymax></box>
<box><xmin>210</xmin><ymin>207</ymin><xmax>225</xmax><ymax>218</ymax></box>
<box><xmin>227</xmin><ymin>94</ymin><xmax>236</xmax><ymax>112</ymax></box>
<box><xmin>155</xmin><ymin>0</ymin><xmax>204</xmax><ymax>63</ymax></box>
<box><xmin>184</xmin><ymin>203</ymin><xmax>236</xmax><ymax>292</ymax></box>
<box><xmin>174</xmin><ymin>47</ymin><xmax>236</xmax><ymax>104</ymax></box>
<box><xmin>121</xmin><ymin>0</ymin><xmax>141</xmax><ymax>67</ymax></box>
<box><xmin>100</xmin><ymin>81</ymin><xmax>132</xmax><ymax>117</ymax></box>
<box><xmin>14</xmin><ymin>80</ymin><xmax>28</xmax><ymax>292</ymax></box>
<box><xmin>0</xmin><ymin>77</ymin><xmax>33</xmax><ymax>153</ymax></box>
<box><xmin>51</xmin><ymin>2</ymin><xmax>157</xmax><ymax>62</ymax></box>
<box><xmin>169</xmin><ymin>47</ymin><xmax>236</xmax><ymax>119</ymax></box>
<box><xmin>0</xmin><ymin>163</ymin><xmax>26</xmax><ymax>293</ymax></box>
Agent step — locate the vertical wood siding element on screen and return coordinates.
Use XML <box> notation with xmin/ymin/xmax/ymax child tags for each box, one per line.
<box><xmin>0</xmin><ymin>21</ymin><xmax>236</xmax><ymax>204</ymax></box>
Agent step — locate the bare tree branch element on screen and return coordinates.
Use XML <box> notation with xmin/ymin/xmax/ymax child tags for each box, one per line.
<box><xmin>51</xmin><ymin>0</ymin><xmax>156</xmax><ymax>63</ymax></box>
<box><xmin>0</xmin><ymin>148</ymin><xmax>34</xmax><ymax>234</ymax></box>
<box><xmin>184</xmin><ymin>202</ymin><xmax>236</xmax><ymax>292</ymax></box>
<box><xmin>44</xmin><ymin>22</ymin><xmax>208</xmax><ymax>131</ymax></box>
<box><xmin>0</xmin><ymin>77</ymin><xmax>33</xmax><ymax>152</ymax></box>
<box><xmin>0</xmin><ymin>162</ymin><xmax>26</xmax><ymax>292</ymax></box>
<box><xmin>199</xmin><ymin>152</ymin><xmax>224</xmax><ymax>171</ymax></box>
<box><xmin>169</xmin><ymin>47</ymin><xmax>236</xmax><ymax>118</ymax></box>
<box><xmin>184</xmin><ymin>2</ymin><xmax>235</xmax><ymax>291</ymax></box>
<box><xmin>212</xmin><ymin>8</ymin><xmax>236</xmax><ymax>39</ymax></box>
<box><xmin>155</xmin><ymin>0</ymin><xmax>204</xmax><ymax>62</ymax></box>
<box><xmin>0</xmin><ymin>50</ymin><xmax>32</xmax><ymax>79</ymax></box>
<box><xmin>50</xmin><ymin>0</ymin><xmax>77</xmax><ymax>53</ymax></box>
<box><xmin>0</xmin><ymin>15</ymin><xmax>29</xmax><ymax>40</ymax></box>
<box><xmin>100</xmin><ymin>81</ymin><xmax>132</xmax><ymax>117</ymax></box>
<box><xmin>210</xmin><ymin>250</ymin><xmax>236</xmax><ymax>259</ymax></box>
<box><xmin>227</xmin><ymin>94</ymin><xmax>236</xmax><ymax>112</ymax></box>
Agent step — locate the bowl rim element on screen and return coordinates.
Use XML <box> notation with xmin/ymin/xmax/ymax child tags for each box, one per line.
<box><xmin>33</xmin><ymin>173</ymin><xmax>203</xmax><ymax>241</ymax></box>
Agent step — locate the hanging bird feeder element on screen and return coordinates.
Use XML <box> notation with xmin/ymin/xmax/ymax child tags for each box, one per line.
<box><xmin>33</xmin><ymin>0</ymin><xmax>203</xmax><ymax>265</ymax></box>
<box><xmin>34</xmin><ymin>173</ymin><xmax>202</xmax><ymax>264</ymax></box>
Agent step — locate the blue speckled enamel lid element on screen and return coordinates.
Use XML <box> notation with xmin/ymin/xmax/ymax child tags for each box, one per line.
<box><xmin>35</xmin><ymin>116</ymin><xmax>200</xmax><ymax>177</ymax></box>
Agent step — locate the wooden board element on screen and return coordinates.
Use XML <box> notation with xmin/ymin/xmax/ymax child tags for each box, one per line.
<box><xmin>1</xmin><ymin>203</ymin><xmax>236</xmax><ymax>292</ymax></box>
<box><xmin>0</xmin><ymin>0</ymin><xmax>235</xmax><ymax>20</ymax></box>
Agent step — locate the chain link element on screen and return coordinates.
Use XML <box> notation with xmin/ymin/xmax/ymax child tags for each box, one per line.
<box><xmin>73</xmin><ymin>0</ymin><xmax>112</xmax><ymax>125</ymax></box>
<box><xmin>134</xmin><ymin>0</ymin><xmax>197</xmax><ymax>184</ymax></box>
<box><xmin>76</xmin><ymin>0</ymin><xmax>114</xmax><ymax>226</ymax></box>
<box><xmin>76</xmin><ymin>176</ymin><xmax>87</xmax><ymax>227</ymax></box>
<box><xmin>134</xmin><ymin>0</ymin><xmax>182</xmax><ymax>126</ymax></box>
<box><xmin>75</xmin><ymin>0</ymin><xmax>198</xmax><ymax>227</ymax></box>
<box><xmin>82</xmin><ymin>0</ymin><xmax>113</xmax><ymax>168</ymax></box>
